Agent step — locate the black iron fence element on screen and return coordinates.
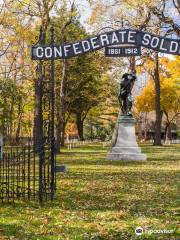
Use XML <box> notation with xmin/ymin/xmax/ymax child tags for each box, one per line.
<box><xmin>0</xmin><ymin>143</ymin><xmax>56</xmax><ymax>203</ymax></box>
<box><xmin>0</xmin><ymin>26</ymin><xmax>57</xmax><ymax>204</ymax></box>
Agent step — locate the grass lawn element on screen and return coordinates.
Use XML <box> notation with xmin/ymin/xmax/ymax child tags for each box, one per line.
<box><xmin>0</xmin><ymin>143</ymin><xmax>179</xmax><ymax>240</ymax></box>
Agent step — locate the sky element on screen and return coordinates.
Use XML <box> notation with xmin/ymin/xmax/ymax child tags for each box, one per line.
<box><xmin>75</xmin><ymin>0</ymin><xmax>92</xmax><ymax>27</ymax></box>
<box><xmin>76</xmin><ymin>0</ymin><xmax>179</xmax><ymax>38</ymax></box>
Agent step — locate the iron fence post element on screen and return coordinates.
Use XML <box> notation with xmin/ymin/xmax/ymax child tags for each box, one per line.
<box><xmin>50</xmin><ymin>26</ymin><xmax>55</xmax><ymax>200</ymax></box>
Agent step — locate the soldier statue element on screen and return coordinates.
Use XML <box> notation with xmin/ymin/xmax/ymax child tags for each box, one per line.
<box><xmin>118</xmin><ymin>72</ymin><xmax>137</xmax><ymax>116</ymax></box>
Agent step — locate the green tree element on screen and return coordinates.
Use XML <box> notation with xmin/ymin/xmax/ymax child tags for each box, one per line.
<box><xmin>66</xmin><ymin>52</ymin><xmax>111</xmax><ymax>140</ymax></box>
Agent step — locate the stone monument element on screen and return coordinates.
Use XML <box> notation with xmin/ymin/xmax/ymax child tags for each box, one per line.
<box><xmin>107</xmin><ymin>73</ymin><xmax>147</xmax><ymax>161</ymax></box>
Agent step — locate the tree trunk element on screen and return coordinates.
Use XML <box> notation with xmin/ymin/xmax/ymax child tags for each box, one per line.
<box><xmin>164</xmin><ymin>111</ymin><xmax>169</xmax><ymax>143</ymax></box>
<box><xmin>56</xmin><ymin>120</ymin><xmax>61</xmax><ymax>152</ymax></box>
<box><xmin>164</xmin><ymin>123</ymin><xmax>169</xmax><ymax>143</ymax></box>
<box><xmin>16</xmin><ymin>103</ymin><xmax>24</xmax><ymax>144</ymax></box>
<box><xmin>56</xmin><ymin>59</ymin><xmax>67</xmax><ymax>152</ymax></box>
<box><xmin>34</xmin><ymin>27</ymin><xmax>46</xmax><ymax>151</ymax></box>
<box><xmin>16</xmin><ymin>124</ymin><xmax>21</xmax><ymax>144</ymax></box>
<box><xmin>167</xmin><ymin>124</ymin><xmax>172</xmax><ymax>140</ymax></box>
<box><xmin>144</xmin><ymin>112</ymin><xmax>148</xmax><ymax>140</ymax></box>
<box><xmin>129</xmin><ymin>56</ymin><xmax>136</xmax><ymax>73</ymax></box>
<box><xmin>62</xmin><ymin>123</ymin><xmax>66</xmax><ymax>146</ymax></box>
<box><xmin>1</xmin><ymin>96</ymin><xmax>7</xmax><ymax>137</ymax></box>
<box><xmin>76</xmin><ymin>114</ymin><xmax>84</xmax><ymax>141</ymax></box>
<box><xmin>9</xmin><ymin>97</ymin><xmax>14</xmax><ymax>144</ymax></box>
<box><xmin>137</xmin><ymin>117</ymin><xmax>143</xmax><ymax>140</ymax></box>
<box><xmin>153</xmin><ymin>52</ymin><xmax>162</xmax><ymax>146</ymax></box>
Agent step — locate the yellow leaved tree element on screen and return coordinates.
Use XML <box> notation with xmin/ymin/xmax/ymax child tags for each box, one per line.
<box><xmin>136</xmin><ymin>56</ymin><xmax>180</xmax><ymax>141</ymax></box>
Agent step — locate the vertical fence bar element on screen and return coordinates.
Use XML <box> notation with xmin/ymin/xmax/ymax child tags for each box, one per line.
<box><xmin>12</xmin><ymin>151</ymin><xmax>15</xmax><ymax>202</ymax></box>
<box><xmin>28</xmin><ymin>142</ymin><xmax>31</xmax><ymax>200</ymax></box>
<box><xmin>37</xmin><ymin>26</ymin><xmax>45</xmax><ymax>203</ymax></box>
<box><xmin>33</xmin><ymin>148</ymin><xmax>36</xmax><ymax>199</ymax></box>
<box><xmin>2</xmin><ymin>152</ymin><xmax>5</xmax><ymax>202</ymax></box>
<box><xmin>5</xmin><ymin>153</ymin><xmax>10</xmax><ymax>202</ymax></box>
<box><xmin>17</xmin><ymin>146</ymin><xmax>20</xmax><ymax>199</ymax></box>
<box><xmin>38</xmin><ymin>60</ymin><xmax>44</xmax><ymax>203</ymax></box>
<box><xmin>22</xmin><ymin>146</ymin><xmax>26</xmax><ymax>199</ymax></box>
<box><xmin>50</xmin><ymin>26</ymin><xmax>55</xmax><ymax>200</ymax></box>
<box><xmin>0</xmin><ymin>154</ymin><xmax>1</xmax><ymax>202</ymax></box>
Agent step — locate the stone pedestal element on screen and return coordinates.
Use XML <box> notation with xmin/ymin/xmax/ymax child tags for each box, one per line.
<box><xmin>107</xmin><ymin>115</ymin><xmax>147</xmax><ymax>161</ymax></box>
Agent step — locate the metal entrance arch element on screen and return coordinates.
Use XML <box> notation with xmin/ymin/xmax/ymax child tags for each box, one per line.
<box><xmin>1</xmin><ymin>25</ymin><xmax>179</xmax><ymax>203</ymax></box>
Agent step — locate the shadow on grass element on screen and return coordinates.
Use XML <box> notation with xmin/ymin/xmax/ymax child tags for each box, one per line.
<box><xmin>0</xmin><ymin>144</ymin><xmax>179</xmax><ymax>239</ymax></box>
<box><xmin>55</xmin><ymin>170</ymin><xmax>179</xmax><ymax>215</ymax></box>
<box><xmin>0</xmin><ymin>223</ymin><xmax>61</xmax><ymax>240</ymax></box>
<box><xmin>57</xmin><ymin>155</ymin><xmax>179</xmax><ymax>166</ymax></box>
<box><xmin>0</xmin><ymin>223</ymin><xmax>25</xmax><ymax>239</ymax></box>
<box><xmin>53</xmin><ymin>145</ymin><xmax>180</xmax><ymax>218</ymax></box>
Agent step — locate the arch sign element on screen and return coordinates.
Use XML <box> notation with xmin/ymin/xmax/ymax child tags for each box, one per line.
<box><xmin>31</xmin><ymin>29</ymin><xmax>180</xmax><ymax>60</ymax></box>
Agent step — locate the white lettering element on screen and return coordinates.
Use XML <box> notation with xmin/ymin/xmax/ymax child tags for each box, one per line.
<box><xmin>118</xmin><ymin>31</ymin><xmax>126</xmax><ymax>43</ymax></box>
<box><xmin>90</xmin><ymin>37</ymin><xmax>100</xmax><ymax>49</ymax></box>
<box><xmin>111</xmin><ymin>49</ymin><xmax>114</xmax><ymax>54</ymax></box>
<box><xmin>128</xmin><ymin>31</ymin><xmax>136</xmax><ymax>43</ymax></box>
<box><xmin>111</xmin><ymin>32</ymin><xmax>119</xmax><ymax>44</ymax></box>
<box><xmin>151</xmin><ymin>37</ymin><xmax>159</xmax><ymax>48</ymax></box>
<box><xmin>100</xmin><ymin>34</ymin><xmax>109</xmax><ymax>46</ymax></box>
<box><xmin>64</xmin><ymin>45</ymin><xmax>71</xmax><ymax>57</ymax></box>
<box><xmin>81</xmin><ymin>40</ymin><xmax>91</xmax><ymax>52</ymax></box>
<box><xmin>159</xmin><ymin>39</ymin><xmax>167</xmax><ymax>51</ymax></box>
<box><xmin>36</xmin><ymin>47</ymin><xmax>44</xmax><ymax>58</ymax></box>
<box><xmin>54</xmin><ymin>46</ymin><xmax>62</xmax><ymax>58</ymax></box>
<box><xmin>142</xmin><ymin>34</ymin><xmax>151</xmax><ymax>46</ymax></box>
<box><xmin>73</xmin><ymin>42</ymin><xmax>82</xmax><ymax>55</ymax></box>
<box><xmin>45</xmin><ymin>47</ymin><xmax>53</xmax><ymax>58</ymax></box>
<box><xmin>170</xmin><ymin>41</ymin><xmax>178</xmax><ymax>53</ymax></box>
